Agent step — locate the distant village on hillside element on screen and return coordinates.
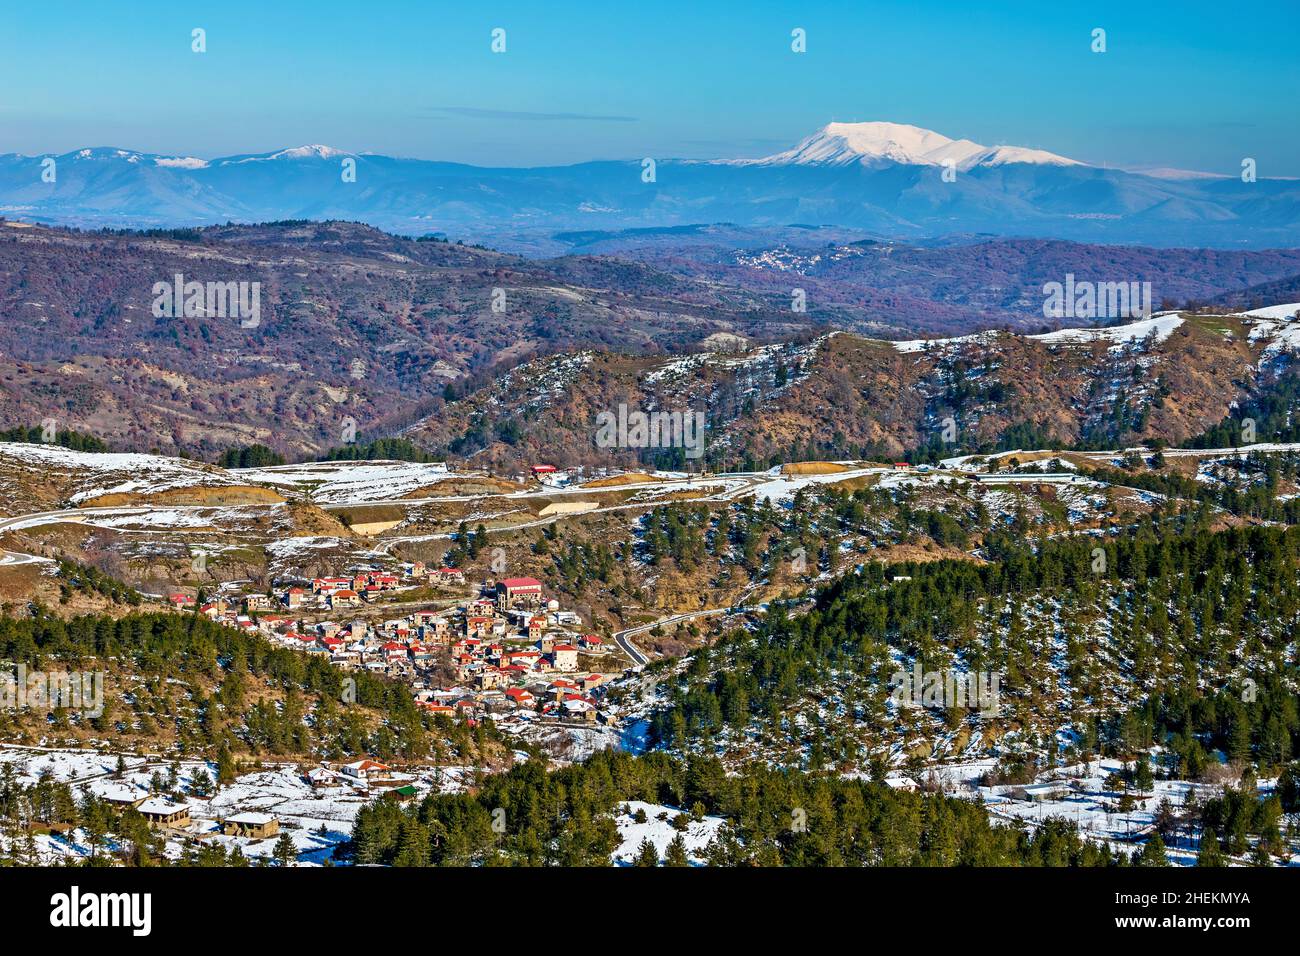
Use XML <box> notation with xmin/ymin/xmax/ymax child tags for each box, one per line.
<box><xmin>171</xmin><ymin>560</ymin><xmax>623</xmax><ymax>734</ymax></box>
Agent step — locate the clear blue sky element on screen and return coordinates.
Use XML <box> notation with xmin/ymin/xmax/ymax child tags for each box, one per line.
<box><xmin>2</xmin><ymin>0</ymin><xmax>1297</xmax><ymax>174</ymax></box>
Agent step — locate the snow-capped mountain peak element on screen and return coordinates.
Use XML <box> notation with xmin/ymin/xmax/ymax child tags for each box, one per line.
<box><xmin>69</xmin><ymin>147</ymin><xmax>146</xmax><ymax>162</ymax></box>
<box><xmin>747</xmin><ymin>121</ymin><xmax>1083</xmax><ymax>170</ymax></box>
<box><xmin>220</xmin><ymin>145</ymin><xmax>354</xmax><ymax>165</ymax></box>
<box><xmin>269</xmin><ymin>144</ymin><xmax>351</xmax><ymax>160</ymax></box>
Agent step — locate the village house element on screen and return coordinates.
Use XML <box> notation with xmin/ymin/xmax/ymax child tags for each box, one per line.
<box><xmin>420</xmin><ymin>621</ymin><xmax>452</xmax><ymax>646</ymax></box>
<box><xmin>313</xmin><ymin>576</ymin><xmax>352</xmax><ymax>594</ymax></box>
<box><xmin>138</xmin><ymin>798</ymin><xmax>192</xmax><ymax>831</ymax></box>
<box><xmin>430</xmin><ymin>567</ymin><xmax>465</xmax><ymax>586</ymax></box>
<box><xmin>384</xmin><ymin>785</ymin><xmax>418</xmax><ymax>804</ymax></box>
<box><xmin>221</xmin><ymin>812</ymin><xmax>280</xmax><ymax>839</ymax></box>
<box><xmin>548</xmin><ymin>679</ymin><xmax>578</xmax><ymax>700</ymax></box>
<box><xmin>552</xmin><ymin>644</ymin><xmax>579</xmax><ymax>672</ymax></box>
<box><xmin>504</xmin><ymin>687</ymin><xmax>536</xmax><ymax>708</ymax></box>
<box><xmin>244</xmin><ymin>594</ymin><xmax>274</xmax><ymax>612</ymax></box>
<box><xmin>98</xmin><ymin>785</ymin><xmax>146</xmax><ymax>813</ymax></box>
<box><xmin>284</xmin><ymin>587</ymin><xmax>305</xmax><ymax>609</ymax></box>
<box><xmin>562</xmin><ymin>696</ymin><xmax>599</xmax><ymax>722</ymax></box>
<box><xmin>307</xmin><ymin>767</ymin><xmax>341</xmax><ymax>789</ymax></box>
<box><xmin>340</xmin><ymin>759</ymin><xmax>391</xmax><ymax>784</ymax></box>
<box><xmin>258</xmin><ymin>614</ymin><xmax>295</xmax><ymax>634</ymax></box>
<box><xmin>330</xmin><ymin>589</ymin><xmax>360</xmax><ymax>609</ymax></box>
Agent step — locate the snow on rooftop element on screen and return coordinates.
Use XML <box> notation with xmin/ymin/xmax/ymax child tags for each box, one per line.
<box><xmin>225</xmin><ymin>811</ymin><xmax>275</xmax><ymax>825</ymax></box>
<box><xmin>138</xmin><ymin>797</ymin><xmax>189</xmax><ymax>815</ymax></box>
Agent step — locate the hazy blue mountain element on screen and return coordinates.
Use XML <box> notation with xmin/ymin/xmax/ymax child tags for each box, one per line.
<box><xmin>3</xmin><ymin>123</ymin><xmax>1297</xmax><ymax>249</ymax></box>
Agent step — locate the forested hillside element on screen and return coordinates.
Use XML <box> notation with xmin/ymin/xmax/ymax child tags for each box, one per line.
<box><xmin>648</xmin><ymin>521</ymin><xmax>1300</xmax><ymax>777</ymax></box>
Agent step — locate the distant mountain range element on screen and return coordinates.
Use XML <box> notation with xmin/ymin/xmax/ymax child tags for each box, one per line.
<box><xmin>3</xmin><ymin>122</ymin><xmax>1298</xmax><ymax>250</ymax></box>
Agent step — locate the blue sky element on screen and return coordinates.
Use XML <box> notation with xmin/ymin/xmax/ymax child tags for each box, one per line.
<box><xmin>2</xmin><ymin>0</ymin><xmax>1297</xmax><ymax>174</ymax></box>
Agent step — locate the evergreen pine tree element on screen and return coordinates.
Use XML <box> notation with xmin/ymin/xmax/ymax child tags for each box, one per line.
<box><xmin>273</xmin><ymin>832</ymin><xmax>297</xmax><ymax>867</ymax></box>
<box><xmin>632</xmin><ymin>838</ymin><xmax>660</xmax><ymax>867</ymax></box>
<box><xmin>1138</xmin><ymin>834</ymin><xmax>1169</xmax><ymax>867</ymax></box>
<box><xmin>1197</xmin><ymin>829</ymin><xmax>1225</xmax><ymax>867</ymax></box>
<box><xmin>663</xmin><ymin>834</ymin><xmax>690</xmax><ymax>867</ymax></box>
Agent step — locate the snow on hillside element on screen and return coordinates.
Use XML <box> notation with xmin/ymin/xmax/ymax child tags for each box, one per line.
<box><xmin>1</xmin><ymin>745</ymin><xmax>474</xmax><ymax>867</ymax></box>
<box><xmin>1027</xmin><ymin>314</ymin><xmax>1184</xmax><ymax>349</ymax></box>
<box><xmin>488</xmin><ymin>350</ymin><xmax>595</xmax><ymax>414</ymax></box>
<box><xmin>0</xmin><ymin>746</ymin><xmax>148</xmax><ymax>785</ymax></box>
<box><xmin>1243</xmin><ymin>302</ymin><xmax>1300</xmax><ymax>321</ymax></box>
<box><xmin>748</xmin><ymin>466</ymin><xmax>882</xmax><ymax>503</ymax></box>
<box><xmin>890</xmin><ymin>330</ymin><xmax>1001</xmax><ymax>354</ymax></box>
<box><xmin>971</xmin><ymin>144</ymin><xmax>1082</xmax><ymax>168</ymax></box>
<box><xmin>644</xmin><ymin>338</ymin><xmax>825</xmax><ymax>388</ymax></box>
<box><xmin>235</xmin><ymin>460</ymin><xmax>453</xmax><ymax>504</ymax></box>
<box><xmin>1243</xmin><ymin>302</ymin><xmax>1300</xmax><ymax>357</ymax></box>
<box><xmin>611</xmin><ymin>801</ymin><xmax>726</xmax><ymax>865</ymax></box>
<box><xmin>890</xmin><ymin>316</ymin><xmax>1183</xmax><ymax>355</ymax></box>
<box><xmin>0</xmin><ymin>442</ymin><xmax>240</xmax><ymax>504</ymax></box>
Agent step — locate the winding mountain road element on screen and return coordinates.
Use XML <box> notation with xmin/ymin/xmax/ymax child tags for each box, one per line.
<box><xmin>612</xmin><ymin>604</ymin><xmax>767</xmax><ymax>669</ymax></box>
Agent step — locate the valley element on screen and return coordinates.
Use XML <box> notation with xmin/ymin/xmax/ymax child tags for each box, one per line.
<box><xmin>4</xmin><ymin>412</ymin><xmax>1300</xmax><ymax>867</ymax></box>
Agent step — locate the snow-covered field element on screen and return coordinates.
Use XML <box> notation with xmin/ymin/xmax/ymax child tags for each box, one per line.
<box><xmin>0</xmin><ymin>442</ymin><xmax>243</xmax><ymax>505</ymax></box>
<box><xmin>233</xmin><ymin>460</ymin><xmax>455</xmax><ymax>504</ymax></box>
<box><xmin>1028</xmin><ymin>314</ymin><xmax>1184</xmax><ymax>349</ymax></box>
<box><xmin>891</xmin><ymin>755</ymin><xmax>1296</xmax><ymax>867</ymax></box>
<box><xmin>892</xmin><ymin>315</ymin><xmax>1185</xmax><ymax>355</ymax></box>
<box><xmin>747</xmin><ymin>466</ymin><xmax>882</xmax><ymax>503</ymax></box>
<box><xmin>1244</xmin><ymin>302</ymin><xmax>1300</xmax><ymax>359</ymax></box>
<box><xmin>611</xmin><ymin>800</ymin><xmax>726</xmax><ymax>865</ymax></box>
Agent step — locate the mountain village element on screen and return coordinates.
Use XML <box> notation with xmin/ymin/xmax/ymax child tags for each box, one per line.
<box><xmin>173</xmin><ymin>562</ymin><xmax>623</xmax><ymax>733</ymax></box>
